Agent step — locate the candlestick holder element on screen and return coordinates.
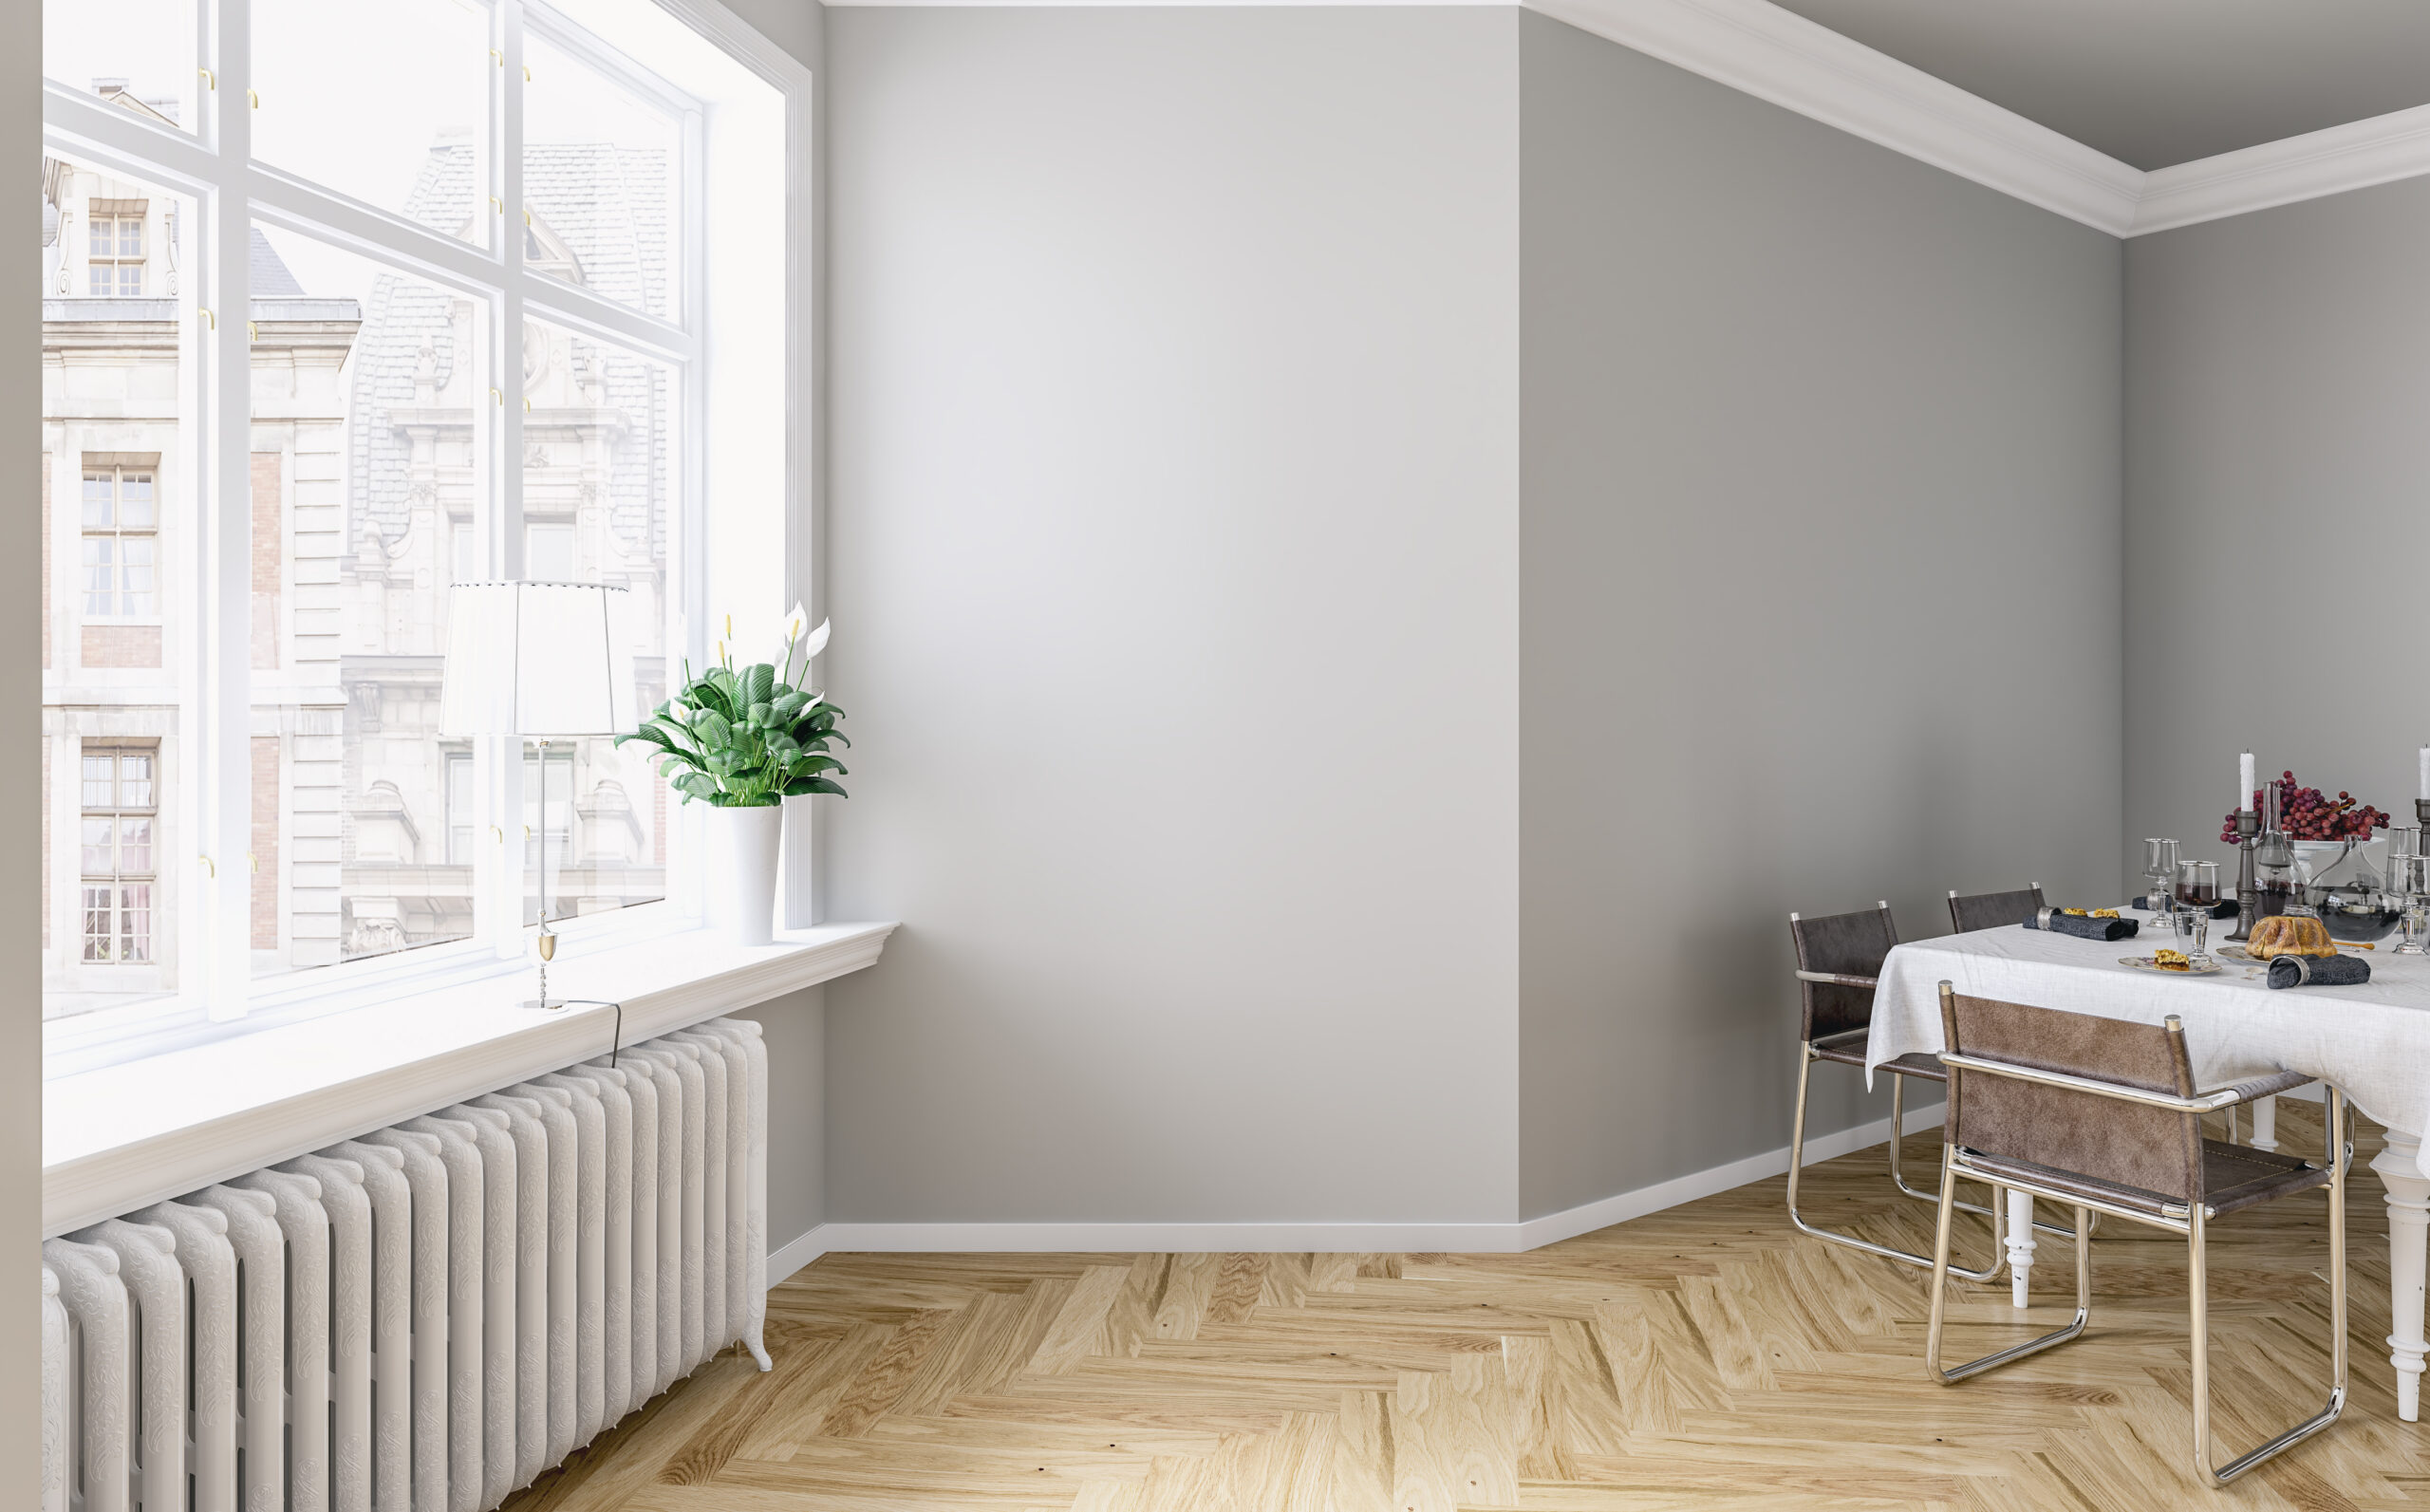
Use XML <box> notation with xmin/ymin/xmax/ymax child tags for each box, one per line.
<box><xmin>2230</xmin><ymin>807</ymin><xmax>2260</xmax><ymax>941</ymax></box>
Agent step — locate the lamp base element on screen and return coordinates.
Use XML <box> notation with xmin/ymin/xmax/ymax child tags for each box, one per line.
<box><xmin>521</xmin><ymin>998</ymin><xmax>571</xmax><ymax>1013</ymax></box>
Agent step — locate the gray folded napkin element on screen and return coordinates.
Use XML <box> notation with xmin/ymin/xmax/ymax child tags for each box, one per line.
<box><xmin>2266</xmin><ymin>954</ymin><xmax>2370</xmax><ymax>988</ymax></box>
<box><xmin>2028</xmin><ymin>907</ymin><xmax>2139</xmax><ymax>942</ymax></box>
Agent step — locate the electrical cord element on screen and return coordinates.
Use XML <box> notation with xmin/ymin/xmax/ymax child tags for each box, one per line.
<box><xmin>555</xmin><ymin>998</ymin><xmax>626</xmax><ymax>1067</ymax></box>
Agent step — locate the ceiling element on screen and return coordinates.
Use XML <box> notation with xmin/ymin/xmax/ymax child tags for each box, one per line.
<box><xmin>1764</xmin><ymin>0</ymin><xmax>2430</xmax><ymax>170</ymax></box>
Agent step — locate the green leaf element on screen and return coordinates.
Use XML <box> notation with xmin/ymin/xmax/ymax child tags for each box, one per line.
<box><xmin>770</xmin><ymin>690</ymin><xmax>810</xmax><ymax>719</ymax></box>
<box><xmin>744</xmin><ymin>663</ymin><xmax>776</xmax><ymax>707</ymax></box>
<box><xmin>692</xmin><ymin>709</ymin><xmax>732</xmax><ymax>749</ymax></box>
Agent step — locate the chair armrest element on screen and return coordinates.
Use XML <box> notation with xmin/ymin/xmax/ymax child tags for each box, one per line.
<box><xmin>2209</xmin><ymin>1068</ymin><xmax>2314</xmax><ymax>1106</ymax></box>
<box><xmin>1795</xmin><ymin>969</ymin><xmax>1879</xmax><ymax>989</ymax></box>
<box><xmin>1937</xmin><ymin>1051</ymin><xmax>2248</xmax><ymax>1113</ymax></box>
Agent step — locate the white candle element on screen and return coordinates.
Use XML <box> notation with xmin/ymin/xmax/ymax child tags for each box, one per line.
<box><xmin>2419</xmin><ymin>744</ymin><xmax>2428</xmax><ymax>802</ymax></box>
<box><xmin>2240</xmin><ymin>751</ymin><xmax>2254</xmax><ymax>811</ymax></box>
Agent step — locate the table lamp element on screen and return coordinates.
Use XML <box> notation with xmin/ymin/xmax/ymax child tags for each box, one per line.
<box><xmin>439</xmin><ymin>581</ymin><xmax>633</xmax><ymax>1009</ymax></box>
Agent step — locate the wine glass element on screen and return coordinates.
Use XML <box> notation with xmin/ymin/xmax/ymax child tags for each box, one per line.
<box><xmin>2394</xmin><ymin>854</ymin><xmax>2430</xmax><ymax>956</ymax></box>
<box><xmin>2143</xmin><ymin>838</ymin><xmax>2179</xmax><ymax>915</ymax></box>
<box><xmin>2175</xmin><ymin>860</ymin><xmax>2219</xmax><ymax>966</ymax></box>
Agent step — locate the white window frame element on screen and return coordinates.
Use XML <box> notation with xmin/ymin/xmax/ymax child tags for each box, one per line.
<box><xmin>40</xmin><ymin>0</ymin><xmax>814</xmax><ymax>1077</ymax></box>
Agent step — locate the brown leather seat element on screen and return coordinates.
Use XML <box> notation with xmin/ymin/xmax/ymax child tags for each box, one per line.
<box><xmin>1960</xmin><ymin>1137</ymin><xmax>2327</xmax><ymax>1222</ymax></box>
<box><xmin>1811</xmin><ymin>1037</ymin><xmax>1944</xmax><ymax>1079</ymax></box>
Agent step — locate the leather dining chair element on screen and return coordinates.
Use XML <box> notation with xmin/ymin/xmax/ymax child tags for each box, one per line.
<box><xmin>1925</xmin><ymin>982</ymin><xmax>2344</xmax><ymax>1486</ymax></box>
<box><xmin>1786</xmin><ymin>903</ymin><xmax>2002</xmax><ymax>1277</ymax></box>
<box><xmin>1947</xmin><ymin>885</ymin><xmax>2044</xmax><ymax>935</ymax></box>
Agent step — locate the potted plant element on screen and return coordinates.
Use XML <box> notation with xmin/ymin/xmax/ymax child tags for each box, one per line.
<box><xmin>616</xmin><ymin>607</ymin><xmax>847</xmax><ymax>943</ymax></box>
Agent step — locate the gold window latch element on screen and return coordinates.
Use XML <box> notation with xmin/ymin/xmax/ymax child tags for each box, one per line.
<box><xmin>198</xmin><ymin>67</ymin><xmax>215</xmax><ymax>90</ymax></box>
<box><xmin>246</xmin><ymin>88</ymin><xmax>259</xmax><ymax>109</ymax></box>
<box><xmin>199</xmin><ymin>855</ymin><xmax>215</xmax><ymax>878</ymax></box>
<box><xmin>199</xmin><ymin>308</ymin><xmax>215</xmax><ymax>330</ymax></box>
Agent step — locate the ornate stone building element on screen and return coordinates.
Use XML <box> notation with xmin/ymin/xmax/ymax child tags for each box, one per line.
<box><xmin>43</xmin><ymin>125</ymin><xmax>672</xmax><ymax>1018</ymax></box>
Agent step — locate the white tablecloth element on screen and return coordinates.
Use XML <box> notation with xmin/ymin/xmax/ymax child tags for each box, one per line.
<box><xmin>1867</xmin><ymin>905</ymin><xmax>2430</xmax><ymax>1179</ymax></box>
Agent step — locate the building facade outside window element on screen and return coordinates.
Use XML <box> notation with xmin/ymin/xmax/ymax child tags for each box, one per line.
<box><xmin>38</xmin><ymin>0</ymin><xmax>798</xmax><ymax>1057</ymax></box>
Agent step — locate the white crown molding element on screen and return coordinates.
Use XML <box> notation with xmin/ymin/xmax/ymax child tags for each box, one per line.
<box><xmin>1525</xmin><ymin>0</ymin><xmax>2142</xmax><ymax>235</ymax></box>
<box><xmin>821</xmin><ymin>0</ymin><xmax>2430</xmax><ymax>239</ymax></box>
<box><xmin>2134</xmin><ymin>101</ymin><xmax>2430</xmax><ymax>236</ymax></box>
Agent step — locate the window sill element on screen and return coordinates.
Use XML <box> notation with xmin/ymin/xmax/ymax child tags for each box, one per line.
<box><xmin>43</xmin><ymin>919</ymin><xmax>897</xmax><ymax>1238</ymax></box>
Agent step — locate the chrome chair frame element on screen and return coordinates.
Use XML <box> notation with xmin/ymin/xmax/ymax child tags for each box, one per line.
<box><xmin>1924</xmin><ymin>995</ymin><xmax>2346</xmax><ymax>1487</ymax></box>
<box><xmin>1935</xmin><ymin>885</ymin><xmax>2086</xmax><ymax>1242</ymax></box>
<box><xmin>1785</xmin><ymin>903</ymin><xmax>2004</xmax><ymax>1279</ymax></box>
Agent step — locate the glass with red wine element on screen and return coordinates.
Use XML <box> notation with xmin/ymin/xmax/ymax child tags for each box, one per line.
<box><xmin>2173</xmin><ymin>860</ymin><xmax>2218</xmax><ymax>966</ymax></box>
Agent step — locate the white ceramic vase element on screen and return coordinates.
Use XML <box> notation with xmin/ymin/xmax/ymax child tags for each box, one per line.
<box><xmin>707</xmin><ymin>802</ymin><xmax>783</xmax><ymax>945</ymax></box>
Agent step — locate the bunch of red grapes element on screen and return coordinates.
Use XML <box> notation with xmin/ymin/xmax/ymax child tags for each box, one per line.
<box><xmin>2219</xmin><ymin>771</ymin><xmax>2392</xmax><ymax>844</ymax></box>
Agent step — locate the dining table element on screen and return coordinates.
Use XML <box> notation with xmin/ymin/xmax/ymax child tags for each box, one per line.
<box><xmin>1867</xmin><ymin>902</ymin><xmax>2430</xmax><ymax>1423</ymax></box>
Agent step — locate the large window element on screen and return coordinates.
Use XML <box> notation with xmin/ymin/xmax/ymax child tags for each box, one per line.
<box><xmin>41</xmin><ymin>0</ymin><xmax>799</xmax><ymax>1055</ymax></box>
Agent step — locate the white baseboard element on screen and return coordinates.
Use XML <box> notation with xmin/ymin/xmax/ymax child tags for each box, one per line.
<box><xmin>762</xmin><ymin>1100</ymin><xmax>1943</xmax><ymax>1275</ymax></box>
<box><xmin>767</xmin><ymin>1225</ymin><xmax>831</xmax><ymax>1285</ymax></box>
<box><xmin>1513</xmin><ymin>1097</ymin><xmax>1943</xmax><ymax>1250</ymax></box>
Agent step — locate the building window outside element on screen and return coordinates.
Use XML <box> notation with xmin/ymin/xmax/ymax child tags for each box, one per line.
<box><xmin>445</xmin><ymin>752</ymin><xmax>475</xmax><ymax>865</ymax></box>
<box><xmin>40</xmin><ymin>0</ymin><xmax>791</xmax><ymax>1048</ymax></box>
<box><xmin>80</xmin><ymin>747</ymin><xmax>156</xmax><ymax>964</ymax></box>
<box><xmin>86</xmin><ymin>203</ymin><xmax>144</xmax><ymax>296</ymax></box>
<box><xmin>82</xmin><ymin>461</ymin><xmax>156</xmax><ymax>619</ymax></box>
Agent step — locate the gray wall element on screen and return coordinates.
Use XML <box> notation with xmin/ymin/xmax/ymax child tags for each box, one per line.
<box><xmin>1515</xmin><ymin>13</ymin><xmax>2125</xmax><ymax>1219</ymax></box>
<box><xmin>2125</xmin><ymin>177</ymin><xmax>2430</xmax><ymax>887</ymax></box>
<box><xmin>732</xmin><ymin>985</ymin><xmax>826</xmax><ymax>1248</ymax></box>
<box><xmin>6</xmin><ymin>0</ymin><xmax>41</xmax><ymax>1484</ymax></box>
<box><xmin>821</xmin><ymin>6</ymin><xmax>1524</xmax><ymax>1224</ymax></box>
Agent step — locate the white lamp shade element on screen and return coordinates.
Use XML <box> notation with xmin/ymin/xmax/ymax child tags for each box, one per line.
<box><xmin>439</xmin><ymin>582</ymin><xmax>636</xmax><ymax>737</ymax></box>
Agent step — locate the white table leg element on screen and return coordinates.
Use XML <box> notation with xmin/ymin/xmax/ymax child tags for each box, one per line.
<box><xmin>2250</xmin><ymin>1094</ymin><xmax>2277</xmax><ymax>1151</ymax></box>
<box><xmin>2374</xmin><ymin>1130</ymin><xmax>2429</xmax><ymax>1424</ymax></box>
<box><xmin>2006</xmin><ymin>1188</ymin><xmax>2035</xmax><ymax>1308</ymax></box>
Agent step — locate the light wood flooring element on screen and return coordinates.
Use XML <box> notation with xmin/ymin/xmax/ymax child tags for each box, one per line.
<box><xmin>505</xmin><ymin>1101</ymin><xmax>2425</xmax><ymax>1510</ymax></box>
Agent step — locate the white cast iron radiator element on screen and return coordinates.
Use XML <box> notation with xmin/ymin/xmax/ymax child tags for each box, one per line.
<box><xmin>40</xmin><ymin>1017</ymin><xmax>772</xmax><ymax>1512</ymax></box>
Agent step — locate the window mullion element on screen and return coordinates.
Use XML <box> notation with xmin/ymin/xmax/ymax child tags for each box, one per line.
<box><xmin>196</xmin><ymin>0</ymin><xmax>254</xmax><ymax>1019</ymax></box>
<box><xmin>485</xmin><ymin>0</ymin><xmax>530</xmax><ymax>958</ymax></box>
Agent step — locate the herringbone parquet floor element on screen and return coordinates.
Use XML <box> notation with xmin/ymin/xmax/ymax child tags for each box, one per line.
<box><xmin>506</xmin><ymin>1101</ymin><xmax>2426</xmax><ymax>1510</ymax></box>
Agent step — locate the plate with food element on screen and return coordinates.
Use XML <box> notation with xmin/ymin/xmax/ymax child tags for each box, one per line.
<box><xmin>2225</xmin><ymin>915</ymin><xmax>2347</xmax><ymax>965</ymax></box>
<box><xmin>2122</xmin><ymin>951</ymin><xmax>2223</xmax><ymax>976</ymax></box>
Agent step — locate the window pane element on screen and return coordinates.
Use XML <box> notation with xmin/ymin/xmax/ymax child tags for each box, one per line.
<box><xmin>120</xmin><ymin>472</ymin><xmax>154</xmax><ymax>527</ymax></box>
<box><xmin>121</xmin><ymin>754</ymin><xmax>151</xmax><ymax>807</ymax></box>
<box><xmin>46</xmin><ymin>157</ymin><xmax>194</xmax><ymax>1021</ymax></box>
<box><xmin>81</xmin><ymin>817</ymin><xmax>113</xmax><ymax>874</ymax></box>
<box><xmin>523</xmin><ymin>30</ymin><xmax>682</xmax><ymax>320</ymax></box>
<box><xmin>252</xmin><ymin>0</ymin><xmax>492</xmax><ymax>247</ymax></box>
<box><xmin>120</xmin><ymin>537</ymin><xmax>156</xmax><ymax>617</ymax></box>
<box><xmin>249</xmin><ymin>224</ymin><xmax>488</xmax><ymax>978</ymax></box>
<box><xmin>44</xmin><ymin>0</ymin><xmax>197</xmax><ymax>135</ymax></box>
<box><xmin>119</xmin><ymin>817</ymin><xmax>152</xmax><ymax>872</ymax></box>
<box><xmin>81</xmin><ymin>537</ymin><xmax>115</xmax><ymax>615</ymax></box>
<box><xmin>526</xmin><ymin>522</ymin><xmax>574</xmax><ymax>581</ymax></box>
<box><xmin>524</xmin><ymin>319</ymin><xmax>675</xmax><ymax>924</ymax></box>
